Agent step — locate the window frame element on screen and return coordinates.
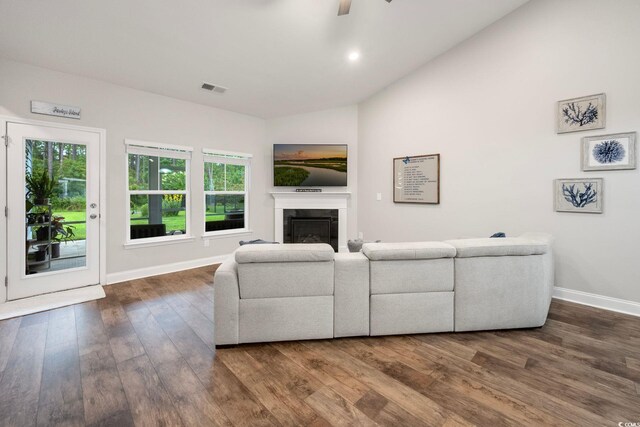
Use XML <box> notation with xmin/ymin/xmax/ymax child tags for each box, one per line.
<box><xmin>124</xmin><ymin>139</ymin><xmax>193</xmax><ymax>247</ymax></box>
<box><xmin>202</xmin><ymin>149</ymin><xmax>252</xmax><ymax>237</ymax></box>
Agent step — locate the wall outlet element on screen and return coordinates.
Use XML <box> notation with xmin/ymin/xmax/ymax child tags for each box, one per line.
<box><xmin>203</xmin><ymin>239</ymin><xmax>210</xmax><ymax>247</ymax></box>
<box><xmin>358</xmin><ymin>232</ymin><xmax>364</xmax><ymax>239</ymax></box>
<box><xmin>376</xmin><ymin>193</ymin><xmax>382</xmax><ymax>201</ymax></box>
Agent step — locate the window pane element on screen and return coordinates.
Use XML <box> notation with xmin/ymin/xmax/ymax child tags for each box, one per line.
<box><xmin>205</xmin><ymin>194</ymin><xmax>245</xmax><ymax>232</ymax></box>
<box><xmin>226</xmin><ymin>164</ymin><xmax>245</xmax><ymax>191</ymax></box>
<box><xmin>204</xmin><ymin>162</ymin><xmax>225</xmax><ymax>191</ymax></box>
<box><xmin>128</xmin><ymin>155</ymin><xmax>186</xmax><ymax>191</ymax></box>
<box><xmin>130</xmin><ymin>194</ymin><xmax>187</xmax><ymax>239</ymax></box>
<box><xmin>25</xmin><ymin>139</ymin><xmax>87</xmax><ymax>273</ymax></box>
<box><xmin>160</xmin><ymin>158</ymin><xmax>186</xmax><ymax>191</ymax></box>
<box><xmin>128</xmin><ymin>154</ymin><xmax>151</xmax><ymax>190</ymax></box>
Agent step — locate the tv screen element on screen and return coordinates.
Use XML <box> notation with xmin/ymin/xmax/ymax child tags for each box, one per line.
<box><xmin>273</xmin><ymin>144</ymin><xmax>348</xmax><ymax>187</ymax></box>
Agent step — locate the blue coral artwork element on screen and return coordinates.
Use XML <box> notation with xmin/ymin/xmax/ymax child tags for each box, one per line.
<box><xmin>555</xmin><ymin>178</ymin><xmax>603</xmax><ymax>214</ymax></box>
<box><xmin>593</xmin><ymin>140</ymin><xmax>625</xmax><ymax>163</ymax></box>
<box><xmin>557</xmin><ymin>93</ymin><xmax>605</xmax><ymax>134</ymax></box>
<box><xmin>582</xmin><ymin>132</ymin><xmax>636</xmax><ymax>171</ymax></box>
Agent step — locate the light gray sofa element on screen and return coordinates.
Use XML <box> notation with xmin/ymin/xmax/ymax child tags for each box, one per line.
<box><xmin>214</xmin><ymin>233</ymin><xmax>554</xmax><ymax>346</ymax></box>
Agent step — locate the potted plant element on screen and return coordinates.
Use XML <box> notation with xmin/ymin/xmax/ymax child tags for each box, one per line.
<box><xmin>50</xmin><ymin>216</ymin><xmax>76</xmax><ymax>258</ymax></box>
<box><xmin>34</xmin><ymin>245</ymin><xmax>48</xmax><ymax>262</ymax></box>
<box><xmin>25</xmin><ymin>170</ymin><xmax>57</xmax><ymax>205</ymax></box>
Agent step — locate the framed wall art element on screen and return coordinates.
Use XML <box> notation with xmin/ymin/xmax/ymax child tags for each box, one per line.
<box><xmin>581</xmin><ymin>131</ymin><xmax>636</xmax><ymax>171</ymax></box>
<box><xmin>554</xmin><ymin>178</ymin><xmax>603</xmax><ymax>214</ymax></box>
<box><xmin>393</xmin><ymin>154</ymin><xmax>440</xmax><ymax>204</ymax></box>
<box><xmin>557</xmin><ymin>93</ymin><xmax>606</xmax><ymax>134</ymax></box>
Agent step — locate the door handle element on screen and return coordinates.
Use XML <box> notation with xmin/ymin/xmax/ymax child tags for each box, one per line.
<box><xmin>90</xmin><ymin>214</ymin><xmax>98</xmax><ymax>219</ymax></box>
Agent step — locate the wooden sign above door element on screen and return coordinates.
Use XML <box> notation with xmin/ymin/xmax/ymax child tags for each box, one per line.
<box><xmin>31</xmin><ymin>100</ymin><xmax>81</xmax><ymax>120</ymax></box>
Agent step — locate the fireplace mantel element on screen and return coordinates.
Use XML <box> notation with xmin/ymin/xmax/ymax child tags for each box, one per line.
<box><xmin>270</xmin><ymin>192</ymin><xmax>351</xmax><ymax>252</ymax></box>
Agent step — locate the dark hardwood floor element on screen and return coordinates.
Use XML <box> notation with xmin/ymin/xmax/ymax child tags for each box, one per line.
<box><xmin>1</xmin><ymin>265</ymin><xmax>639</xmax><ymax>426</ymax></box>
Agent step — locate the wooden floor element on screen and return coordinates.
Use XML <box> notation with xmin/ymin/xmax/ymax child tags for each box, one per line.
<box><xmin>1</xmin><ymin>266</ymin><xmax>639</xmax><ymax>426</ymax></box>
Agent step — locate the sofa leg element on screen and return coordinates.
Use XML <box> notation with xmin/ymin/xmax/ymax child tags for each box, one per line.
<box><xmin>214</xmin><ymin>344</ymin><xmax>238</xmax><ymax>349</ymax></box>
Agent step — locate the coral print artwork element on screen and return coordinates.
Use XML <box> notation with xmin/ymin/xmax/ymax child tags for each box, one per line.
<box><xmin>581</xmin><ymin>132</ymin><xmax>636</xmax><ymax>171</ymax></box>
<box><xmin>557</xmin><ymin>93</ymin><xmax>606</xmax><ymax>134</ymax></box>
<box><xmin>554</xmin><ymin>178</ymin><xmax>603</xmax><ymax>214</ymax></box>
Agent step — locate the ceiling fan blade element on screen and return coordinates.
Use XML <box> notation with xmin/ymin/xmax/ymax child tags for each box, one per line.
<box><xmin>338</xmin><ymin>0</ymin><xmax>352</xmax><ymax>16</ymax></box>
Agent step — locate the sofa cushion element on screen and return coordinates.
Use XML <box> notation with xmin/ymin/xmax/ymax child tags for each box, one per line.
<box><xmin>444</xmin><ymin>237</ymin><xmax>548</xmax><ymax>258</ymax></box>
<box><xmin>370</xmin><ymin>258</ymin><xmax>454</xmax><ymax>294</ymax></box>
<box><xmin>235</xmin><ymin>243</ymin><xmax>334</xmax><ymax>264</ymax></box>
<box><xmin>238</xmin><ymin>261</ymin><xmax>333</xmax><ymax>299</ymax></box>
<box><xmin>362</xmin><ymin>242</ymin><xmax>456</xmax><ymax>261</ymax></box>
<box><xmin>370</xmin><ymin>292</ymin><xmax>454</xmax><ymax>336</ymax></box>
<box><xmin>239</xmin><ymin>296</ymin><xmax>333</xmax><ymax>343</ymax></box>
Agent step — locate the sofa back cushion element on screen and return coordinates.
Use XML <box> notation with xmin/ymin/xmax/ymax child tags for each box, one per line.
<box><xmin>444</xmin><ymin>238</ymin><xmax>548</xmax><ymax>258</ymax></box>
<box><xmin>235</xmin><ymin>243</ymin><xmax>334</xmax><ymax>264</ymax></box>
<box><xmin>235</xmin><ymin>243</ymin><xmax>335</xmax><ymax>299</ymax></box>
<box><xmin>362</xmin><ymin>242</ymin><xmax>456</xmax><ymax>261</ymax></box>
<box><xmin>238</xmin><ymin>261</ymin><xmax>334</xmax><ymax>299</ymax></box>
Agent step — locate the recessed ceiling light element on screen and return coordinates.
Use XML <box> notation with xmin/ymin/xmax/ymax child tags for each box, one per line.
<box><xmin>348</xmin><ymin>51</ymin><xmax>360</xmax><ymax>62</ymax></box>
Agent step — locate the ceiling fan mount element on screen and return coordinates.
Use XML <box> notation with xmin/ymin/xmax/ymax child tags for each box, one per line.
<box><xmin>338</xmin><ymin>0</ymin><xmax>392</xmax><ymax>16</ymax></box>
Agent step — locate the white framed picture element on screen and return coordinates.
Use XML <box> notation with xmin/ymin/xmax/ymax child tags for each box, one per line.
<box><xmin>393</xmin><ymin>154</ymin><xmax>440</xmax><ymax>204</ymax></box>
<box><xmin>554</xmin><ymin>178</ymin><xmax>603</xmax><ymax>214</ymax></box>
<box><xmin>557</xmin><ymin>93</ymin><xmax>605</xmax><ymax>134</ymax></box>
<box><xmin>581</xmin><ymin>132</ymin><xmax>636</xmax><ymax>171</ymax></box>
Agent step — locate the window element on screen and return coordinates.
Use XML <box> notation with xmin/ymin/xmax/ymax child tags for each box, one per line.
<box><xmin>125</xmin><ymin>140</ymin><xmax>192</xmax><ymax>243</ymax></box>
<box><xmin>203</xmin><ymin>149</ymin><xmax>251</xmax><ymax>235</ymax></box>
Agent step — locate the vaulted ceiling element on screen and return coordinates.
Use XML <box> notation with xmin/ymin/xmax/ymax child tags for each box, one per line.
<box><xmin>0</xmin><ymin>0</ymin><xmax>528</xmax><ymax>118</ymax></box>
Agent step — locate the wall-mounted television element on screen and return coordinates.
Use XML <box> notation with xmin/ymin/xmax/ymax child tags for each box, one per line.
<box><xmin>273</xmin><ymin>144</ymin><xmax>348</xmax><ymax>187</ymax></box>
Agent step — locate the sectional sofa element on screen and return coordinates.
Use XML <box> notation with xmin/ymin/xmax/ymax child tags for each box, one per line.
<box><xmin>213</xmin><ymin>233</ymin><xmax>554</xmax><ymax>346</ymax></box>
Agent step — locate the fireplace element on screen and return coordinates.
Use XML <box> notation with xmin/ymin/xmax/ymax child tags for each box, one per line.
<box><xmin>284</xmin><ymin>209</ymin><xmax>339</xmax><ymax>252</ymax></box>
<box><xmin>271</xmin><ymin>192</ymin><xmax>350</xmax><ymax>252</ymax></box>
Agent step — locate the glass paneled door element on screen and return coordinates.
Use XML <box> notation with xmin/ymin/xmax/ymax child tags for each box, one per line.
<box><xmin>6</xmin><ymin>122</ymin><xmax>101</xmax><ymax>300</ymax></box>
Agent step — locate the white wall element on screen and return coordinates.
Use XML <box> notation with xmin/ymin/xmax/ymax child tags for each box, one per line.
<box><xmin>0</xmin><ymin>59</ymin><xmax>268</xmax><ymax>277</ymax></box>
<box><xmin>266</xmin><ymin>106</ymin><xmax>359</xmax><ymax>242</ymax></box>
<box><xmin>358</xmin><ymin>0</ymin><xmax>640</xmax><ymax>303</ymax></box>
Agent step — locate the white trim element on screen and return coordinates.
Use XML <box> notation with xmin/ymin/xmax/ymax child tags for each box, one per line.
<box><xmin>553</xmin><ymin>287</ymin><xmax>640</xmax><ymax>317</ymax></box>
<box><xmin>129</xmin><ymin>190</ymin><xmax>188</xmax><ymax>196</ymax></box>
<box><xmin>125</xmin><ymin>138</ymin><xmax>194</xmax><ymax>152</ymax></box>
<box><xmin>106</xmin><ymin>254</ymin><xmax>229</xmax><ymax>284</ymax></box>
<box><xmin>127</xmin><ymin>145</ymin><xmax>192</xmax><ymax>160</ymax></box>
<box><xmin>124</xmin><ymin>235</ymin><xmax>195</xmax><ymax>249</ymax></box>
<box><xmin>99</xmin><ymin>127</ymin><xmax>107</xmax><ymax>288</ymax></box>
<box><xmin>204</xmin><ymin>155</ymin><xmax>249</xmax><ymax>166</ymax></box>
<box><xmin>204</xmin><ymin>191</ymin><xmax>245</xmax><ymax>196</ymax></box>
<box><xmin>202</xmin><ymin>148</ymin><xmax>252</xmax><ymax>158</ymax></box>
<box><xmin>0</xmin><ymin>285</ymin><xmax>105</xmax><ymax>320</ymax></box>
<box><xmin>1</xmin><ymin>120</ymin><xmax>7</xmax><ymax>303</ymax></box>
<box><xmin>202</xmin><ymin>229</ymin><xmax>253</xmax><ymax>239</ymax></box>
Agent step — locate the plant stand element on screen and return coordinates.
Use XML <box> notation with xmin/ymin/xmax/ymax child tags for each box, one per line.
<box><xmin>26</xmin><ymin>203</ymin><xmax>52</xmax><ymax>274</ymax></box>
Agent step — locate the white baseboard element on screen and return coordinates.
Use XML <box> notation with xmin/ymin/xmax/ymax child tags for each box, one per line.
<box><xmin>553</xmin><ymin>287</ymin><xmax>640</xmax><ymax>317</ymax></box>
<box><xmin>106</xmin><ymin>254</ymin><xmax>230</xmax><ymax>285</ymax></box>
<box><xmin>0</xmin><ymin>285</ymin><xmax>105</xmax><ymax>320</ymax></box>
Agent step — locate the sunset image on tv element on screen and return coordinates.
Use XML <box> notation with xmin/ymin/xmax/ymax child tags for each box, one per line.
<box><xmin>274</xmin><ymin>144</ymin><xmax>347</xmax><ymax>186</ymax></box>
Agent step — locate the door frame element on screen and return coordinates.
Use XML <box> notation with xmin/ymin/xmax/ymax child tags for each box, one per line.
<box><xmin>0</xmin><ymin>115</ymin><xmax>107</xmax><ymax>304</ymax></box>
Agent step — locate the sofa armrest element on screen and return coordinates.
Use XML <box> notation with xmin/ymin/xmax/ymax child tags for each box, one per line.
<box><xmin>334</xmin><ymin>252</ymin><xmax>370</xmax><ymax>337</ymax></box>
<box><xmin>520</xmin><ymin>233</ymin><xmax>555</xmax><ymax>309</ymax></box>
<box><xmin>214</xmin><ymin>257</ymin><xmax>240</xmax><ymax>345</ymax></box>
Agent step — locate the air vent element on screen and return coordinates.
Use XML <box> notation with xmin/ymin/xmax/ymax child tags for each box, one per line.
<box><xmin>201</xmin><ymin>82</ymin><xmax>227</xmax><ymax>93</ymax></box>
